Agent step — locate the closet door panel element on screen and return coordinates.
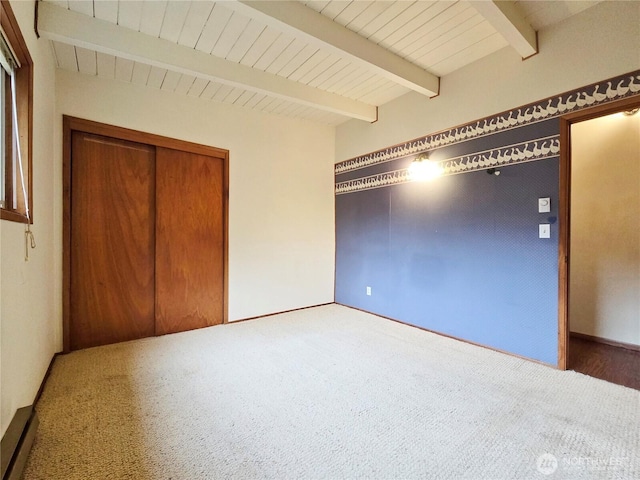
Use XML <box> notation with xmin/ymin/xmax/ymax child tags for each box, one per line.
<box><xmin>155</xmin><ymin>147</ymin><xmax>225</xmax><ymax>335</ymax></box>
<box><xmin>70</xmin><ymin>132</ymin><xmax>156</xmax><ymax>350</ymax></box>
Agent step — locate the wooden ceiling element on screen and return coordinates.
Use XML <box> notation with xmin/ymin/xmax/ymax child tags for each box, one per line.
<box><xmin>39</xmin><ymin>1</ymin><xmax>601</xmax><ymax>125</ymax></box>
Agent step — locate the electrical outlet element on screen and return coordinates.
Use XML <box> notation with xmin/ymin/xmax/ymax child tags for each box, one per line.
<box><xmin>366</xmin><ymin>286</ymin><xmax>372</xmax><ymax>296</ymax></box>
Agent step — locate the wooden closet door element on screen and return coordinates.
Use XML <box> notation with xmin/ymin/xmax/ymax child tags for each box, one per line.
<box><xmin>155</xmin><ymin>147</ymin><xmax>225</xmax><ymax>335</ymax></box>
<box><xmin>70</xmin><ymin>132</ymin><xmax>156</xmax><ymax>350</ymax></box>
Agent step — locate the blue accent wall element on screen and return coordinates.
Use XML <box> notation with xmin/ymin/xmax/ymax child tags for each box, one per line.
<box><xmin>336</xmin><ymin>159</ymin><xmax>559</xmax><ymax>364</ymax></box>
<box><xmin>335</xmin><ymin>71</ymin><xmax>640</xmax><ymax>366</ymax></box>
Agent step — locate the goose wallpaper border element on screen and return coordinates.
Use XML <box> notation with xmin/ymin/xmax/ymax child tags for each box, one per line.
<box><xmin>335</xmin><ymin>70</ymin><xmax>640</xmax><ymax>194</ymax></box>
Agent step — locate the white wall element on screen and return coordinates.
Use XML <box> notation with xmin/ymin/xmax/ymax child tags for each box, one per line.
<box><xmin>1</xmin><ymin>1</ymin><xmax>57</xmax><ymax>437</ymax></box>
<box><xmin>55</xmin><ymin>69</ymin><xmax>336</xmax><ymax>332</ymax></box>
<box><xmin>570</xmin><ymin>112</ymin><xmax>640</xmax><ymax>345</ymax></box>
<box><xmin>336</xmin><ymin>1</ymin><xmax>640</xmax><ymax>162</ymax></box>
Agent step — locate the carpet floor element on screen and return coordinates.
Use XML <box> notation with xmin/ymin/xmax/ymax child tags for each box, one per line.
<box><xmin>24</xmin><ymin>304</ymin><xmax>639</xmax><ymax>479</ymax></box>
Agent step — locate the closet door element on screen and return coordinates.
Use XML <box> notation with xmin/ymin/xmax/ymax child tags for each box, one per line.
<box><xmin>155</xmin><ymin>147</ymin><xmax>225</xmax><ymax>335</ymax></box>
<box><xmin>70</xmin><ymin>132</ymin><xmax>156</xmax><ymax>350</ymax></box>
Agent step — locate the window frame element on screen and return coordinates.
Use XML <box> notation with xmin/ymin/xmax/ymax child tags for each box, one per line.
<box><xmin>0</xmin><ymin>0</ymin><xmax>33</xmax><ymax>224</ymax></box>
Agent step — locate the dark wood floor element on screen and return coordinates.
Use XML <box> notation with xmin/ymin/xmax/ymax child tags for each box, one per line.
<box><xmin>568</xmin><ymin>336</ymin><xmax>640</xmax><ymax>390</ymax></box>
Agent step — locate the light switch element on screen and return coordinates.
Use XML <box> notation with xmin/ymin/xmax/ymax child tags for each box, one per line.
<box><xmin>538</xmin><ymin>197</ymin><xmax>551</xmax><ymax>213</ymax></box>
<box><xmin>539</xmin><ymin>224</ymin><xmax>551</xmax><ymax>238</ymax></box>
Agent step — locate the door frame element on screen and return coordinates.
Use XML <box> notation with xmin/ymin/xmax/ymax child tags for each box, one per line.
<box><xmin>557</xmin><ymin>96</ymin><xmax>640</xmax><ymax>369</ymax></box>
<box><xmin>62</xmin><ymin>116</ymin><xmax>230</xmax><ymax>353</ymax></box>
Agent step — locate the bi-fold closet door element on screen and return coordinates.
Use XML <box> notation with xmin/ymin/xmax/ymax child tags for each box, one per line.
<box><xmin>69</xmin><ymin>129</ymin><xmax>225</xmax><ymax>351</ymax></box>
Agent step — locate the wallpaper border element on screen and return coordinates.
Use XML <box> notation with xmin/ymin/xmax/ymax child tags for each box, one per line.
<box><xmin>335</xmin><ymin>71</ymin><xmax>640</xmax><ymax>178</ymax></box>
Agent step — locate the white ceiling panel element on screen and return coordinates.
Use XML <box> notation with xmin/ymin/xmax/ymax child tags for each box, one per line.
<box><xmin>75</xmin><ymin>47</ymin><xmax>96</xmax><ymax>75</ymax></box>
<box><xmin>41</xmin><ymin>0</ymin><xmax>604</xmax><ymax>125</ymax></box>
<box><xmin>174</xmin><ymin>74</ymin><xmax>196</xmax><ymax>96</ymax></box>
<box><xmin>130</xmin><ymin>62</ymin><xmax>151</xmax><ymax>85</ymax></box>
<box><xmin>114</xmin><ymin>57</ymin><xmax>134</xmax><ymax>82</ymax></box>
<box><xmin>187</xmin><ymin>77</ymin><xmax>209</xmax><ymax>97</ymax></box>
<box><xmin>139</xmin><ymin>1</ymin><xmax>167</xmax><ymax>37</ymax></box>
<box><xmin>146</xmin><ymin>66</ymin><xmax>167</xmax><ymax>89</ymax></box>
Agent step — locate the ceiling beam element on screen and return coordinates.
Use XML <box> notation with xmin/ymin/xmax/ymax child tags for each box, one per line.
<box><xmin>37</xmin><ymin>2</ymin><xmax>377</xmax><ymax>122</ymax></box>
<box><xmin>470</xmin><ymin>1</ymin><xmax>537</xmax><ymax>58</ymax></box>
<box><xmin>229</xmin><ymin>0</ymin><xmax>440</xmax><ymax>97</ymax></box>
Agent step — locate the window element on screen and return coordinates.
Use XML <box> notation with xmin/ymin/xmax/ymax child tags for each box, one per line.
<box><xmin>1</xmin><ymin>0</ymin><xmax>33</xmax><ymax>223</ymax></box>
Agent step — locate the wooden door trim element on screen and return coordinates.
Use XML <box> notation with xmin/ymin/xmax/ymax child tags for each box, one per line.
<box><xmin>557</xmin><ymin>95</ymin><xmax>640</xmax><ymax>370</ymax></box>
<box><xmin>62</xmin><ymin>116</ymin><xmax>230</xmax><ymax>353</ymax></box>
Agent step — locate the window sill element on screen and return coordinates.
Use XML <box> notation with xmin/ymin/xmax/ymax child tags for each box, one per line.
<box><xmin>1</xmin><ymin>209</ymin><xmax>30</xmax><ymax>224</ymax></box>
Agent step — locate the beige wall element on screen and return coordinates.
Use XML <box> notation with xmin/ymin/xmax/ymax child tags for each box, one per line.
<box><xmin>1</xmin><ymin>1</ymin><xmax>58</xmax><ymax>437</ymax></box>
<box><xmin>54</xmin><ymin>69</ymin><xmax>336</xmax><ymax>330</ymax></box>
<box><xmin>570</xmin><ymin>112</ymin><xmax>640</xmax><ymax>345</ymax></box>
<box><xmin>335</xmin><ymin>1</ymin><xmax>640</xmax><ymax>162</ymax></box>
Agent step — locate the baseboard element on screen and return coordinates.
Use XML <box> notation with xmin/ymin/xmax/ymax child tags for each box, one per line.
<box><xmin>228</xmin><ymin>302</ymin><xmax>336</xmax><ymax>324</ymax></box>
<box><xmin>34</xmin><ymin>353</ymin><xmax>59</xmax><ymax>405</ymax></box>
<box><xmin>570</xmin><ymin>332</ymin><xmax>640</xmax><ymax>352</ymax></box>
<box><xmin>0</xmin><ymin>352</ymin><xmax>58</xmax><ymax>480</ymax></box>
<box><xmin>1</xmin><ymin>406</ymin><xmax>39</xmax><ymax>480</ymax></box>
<box><xmin>338</xmin><ymin>303</ymin><xmax>556</xmax><ymax>369</ymax></box>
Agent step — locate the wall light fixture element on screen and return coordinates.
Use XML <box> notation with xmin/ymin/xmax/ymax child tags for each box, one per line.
<box><xmin>409</xmin><ymin>153</ymin><xmax>443</xmax><ymax>181</ymax></box>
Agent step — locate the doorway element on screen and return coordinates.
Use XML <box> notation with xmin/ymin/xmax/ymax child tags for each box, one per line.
<box><xmin>63</xmin><ymin>117</ymin><xmax>229</xmax><ymax>352</ymax></box>
<box><xmin>559</xmin><ymin>97</ymin><xmax>640</xmax><ymax>389</ymax></box>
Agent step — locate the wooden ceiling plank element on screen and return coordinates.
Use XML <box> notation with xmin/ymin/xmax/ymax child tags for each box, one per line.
<box><xmin>288</xmin><ymin>50</ymin><xmax>333</xmax><ymax>82</ymax></box>
<box><xmin>224</xmin><ymin>19</ymin><xmax>265</xmax><ymax>62</ymax></box>
<box><xmin>233</xmin><ymin>90</ymin><xmax>257</xmax><ymax>106</ymax></box>
<box><xmin>159</xmin><ymin>0</ymin><xmax>191</xmax><ymax>44</ymax></box>
<box><xmin>318</xmin><ymin>1</ymin><xmax>350</xmax><ymax>20</ymax></box>
<box><xmin>344</xmin><ymin>1</ymin><xmax>394</xmax><ymax>33</ymax></box>
<box><xmin>187</xmin><ymin>77</ymin><xmax>209</xmax><ymax>97</ymax></box>
<box><xmin>417</xmin><ymin>21</ymin><xmax>498</xmax><ymax>67</ymax></box>
<box><xmin>469</xmin><ymin>0</ymin><xmax>537</xmax><ymax>58</ymax></box>
<box><xmin>139</xmin><ymin>0</ymin><xmax>168</xmax><ymax>37</ymax></box>
<box><xmin>429</xmin><ymin>31</ymin><xmax>508</xmax><ymax>75</ymax></box>
<box><xmin>178</xmin><ymin>1</ymin><xmax>216</xmax><ymax>48</ymax></box>
<box><xmin>405</xmin><ymin>13</ymin><xmax>484</xmax><ymax>62</ymax></box>
<box><xmin>368</xmin><ymin>2</ymin><xmax>435</xmax><ymax>46</ymax></box>
<box><xmin>239</xmin><ymin>27</ymin><xmax>282</xmax><ymax>67</ymax></box>
<box><xmin>53</xmin><ymin>41</ymin><xmax>79</xmax><ymax>71</ymax></box>
<box><xmin>306</xmin><ymin>56</ymin><xmax>350</xmax><ymax>88</ymax></box>
<box><xmin>230</xmin><ymin>0</ymin><xmax>439</xmax><ymax>97</ymax></box>
<box><xmin>93</xmin><ymin>0</ymin><xmax>119</xmax><ymax>23</ymax></box>
<box><xmin>222</xmin><ymin>87</ymin><xmax>245</xmax><ymax>104</ymax></box>
<box><xmin>96</xmin><ymin>52</ymin><xmax>115</xmax><ymax>79</ymax></box>
<box><xmin>195</xmin><ymin>3</ymin><xmax>234</xmax><ymax>54</ymax></box>
<box><xmin>146</xmin><ymin>66</ymin><xmax>167</xmax><ymax>88</ymax></box>
<box><xmin>200</xmin><ymin>80</ymin><xmax>223</xmax><ymax>100</ymax></box>
<box><xmin>130</xmin><ymin>62</ymin><xmax>151</xmax><ymax>85</ymax></box>
<box><xmin>38</xmin><ymin>2</ymin><xmax>377</xmax><ymax>121</ymax></box>
<box><xmin>211</xmin><ymin>12</ymin><xmax>251</xmax><ymax>58</ymax></box>
<box><xmin>382</xmin><ymin>1</ymin><xmax>456</xmax><ymax>50</ymax></box>
<box><xmin>252</xmin><ymin>33</ymin><xmax>296</xmax><ymax>71</ymax></box>
<box><xmin>393</xmin><ymin>2</ymin><xmax>469</xmax><ymax>55</ymax></box>
<box><xmin>174</xmin><ymin>74</ymin><xmax>197</xmax><ymax>95</ymax></box>
<box><xmin>212</xmin><ymin>84</ymin><xmax>235</xmax><ymax>102</ymax></box>
<box><xmin>114</xmin><ymin>57</ymin><xmax>134</xmax><ymax>82</ymax></box>
<box><xmin>160</xmin><ymin>70</ymin><xmax>182</xmax><ymax>92</ymax></box>
<box><xmin>298</xmin><ymin>53</ymin><xmax>341</xmax><ymax>85</ymax></box>
<box><xmin>244</xmin><ymin>91</ymin><xmax>267</xmax><ymax>108</ymax></box>
<box><xmin>76</xmin><ymin>47</ymin><xmax>96</xmax><ymax>75</ymax></box>
<box><xmin>263</xmin><ymin>37</ymin><xmax>306</xmax><ymax>75</ymax></box>
<box><xmin>117</xmin><ymin>0</ymin><xmax>143</xmax><ymax>31</ymax></box>
<box><xmin>333</xmin><ymin>1</ymin><xmax>374</xmax><ymax>28</ymax></box>
<box><xmin>67</xmin><ymin>0</ymin><xmax>93</xmax><ymax>17</ymax></box>
<box><xmin>358</xmin><ymin>1</ymin><xmax>414</xmax><ymax>40</ymax></box>
<box><xmin>276</xmin><ymin>44</ymin><xmax>319</xmax><ymax>78</ymax></box>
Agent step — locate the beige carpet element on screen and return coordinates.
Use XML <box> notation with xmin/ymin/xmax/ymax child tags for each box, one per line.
<box><xmin>24</xmin><ymin>304</ymin><xmax>639</xmax><ymax>479</ymax></box>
